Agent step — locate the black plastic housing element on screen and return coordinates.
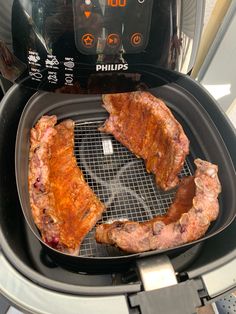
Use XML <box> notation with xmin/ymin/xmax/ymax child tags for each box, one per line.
<box><xmin>0</xmin><ymin>0</ymin><xmax>204</xmax><ymax>92</ymax></box>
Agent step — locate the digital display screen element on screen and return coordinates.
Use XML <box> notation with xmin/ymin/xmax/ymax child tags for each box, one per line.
<box><xmin>74</xmin><ymin>0</ymin><xmax>153</xmax><ymax>55</ymax></box>
<box><xmin>107</xmin><ymin>0</ymin><xmax>127</xmax><ymax>7</ymax></box>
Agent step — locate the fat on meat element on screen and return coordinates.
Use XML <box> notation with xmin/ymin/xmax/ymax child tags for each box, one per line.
<box><xmin>95</xmin><ymin>159</ymin><xmax>221</xmax><ymax>253</ymax></box>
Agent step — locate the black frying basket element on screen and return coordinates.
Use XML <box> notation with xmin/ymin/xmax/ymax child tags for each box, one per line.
<box><xmin>15</xmin><ymin>82</ymin><xmax>236</xmax><ymax>271</ymax></box>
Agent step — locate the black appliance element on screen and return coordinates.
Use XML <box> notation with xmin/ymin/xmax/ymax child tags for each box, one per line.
<box><xmin>0</xmin><ymin>0</ymin><xmax>203</xmax><ymax>92</ymax></box>
<box><xmin>0</xmin><ymin>1</ymin><xmax>236</xmax><ymax>313</ymax></box>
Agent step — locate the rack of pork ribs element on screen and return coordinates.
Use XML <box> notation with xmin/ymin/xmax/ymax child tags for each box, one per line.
<box><xmin>95</xmin><ymin>92</ymin><xmax>221</xmax><ymax>253</ymax></box>
<box><xmin>28</xmin><ymin>91</ymin><xmax>221</xmax><ymax>254</ymax></box>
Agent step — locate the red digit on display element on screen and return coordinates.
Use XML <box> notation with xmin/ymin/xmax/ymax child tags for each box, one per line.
<box><xmin>108</xmin><ymin>0</ymin><xmax>117</xmax><ymax>6</ymax></box>
<box><xmin>119</xmin><ymin>0</ymin><xmax>126</xmax><ymax>6</ymax></box>
<box><xmin>108</xmin><ymin>0</ymin><xmax>126</xmax><ymax>7</ymax></box>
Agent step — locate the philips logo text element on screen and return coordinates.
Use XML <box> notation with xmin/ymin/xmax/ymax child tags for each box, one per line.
<box><xmin>96</xmin><ymin>63</ymin><xmax>128</xmax><ymax>72</ymax></box>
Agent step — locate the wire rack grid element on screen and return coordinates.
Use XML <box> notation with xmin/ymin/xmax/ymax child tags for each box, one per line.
<box><xmin>74</xmin><ymin>120</ymin><xmax>192</xmax><ymax>257</ymax></box>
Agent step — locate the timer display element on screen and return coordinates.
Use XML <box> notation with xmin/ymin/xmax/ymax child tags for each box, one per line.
<box><xmin>107</xmin><ymin>0</ymin><xmax>127</xmax><ymax>7</ymax></box>
<box><xmin>74</xmin><ymin>0</ymin><xmax>153</xmax><ymax>54</ymax></box>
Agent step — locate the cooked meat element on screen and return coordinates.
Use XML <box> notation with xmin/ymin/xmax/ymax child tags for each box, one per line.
<box><xmin>29</xmin><ymin>116</ymin><xmax>105</xmax><ymax>255</ymax></box>
<box><xmin>99</xmin><ymin>91</ymin><xmax>189</xmax><ymax>190</ymax></box>
<box><xmin>95</xmin><ymin>159</ymin><xmax>221</xmax><ymax>253</ymax></box>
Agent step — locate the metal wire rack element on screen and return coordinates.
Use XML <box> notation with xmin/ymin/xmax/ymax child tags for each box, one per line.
<box><xmin>74</xmin><ymin>120</ymin><xmax>193</xmax><ymax>257</ymax></box>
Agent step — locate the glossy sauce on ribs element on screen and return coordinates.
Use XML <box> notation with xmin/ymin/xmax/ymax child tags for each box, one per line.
<box><xmin>29</xmin><ymin>116</ymin><xmax>105</xmax><ymax>255</ymax></box>
<box><xmin>100</xmin><ymin>92</ymin><xmax>189</xmax><ymax>190</ymax></box>
<box><xmin>95</xmin><ymin>159</ymin><xmax>221</xmax><ymax>253</ymax></box>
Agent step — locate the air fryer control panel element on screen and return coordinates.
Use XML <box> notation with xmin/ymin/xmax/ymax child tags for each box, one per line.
<box><xmin>74</xmin><ymin>0</ymin><xmax>153</xmax><ymax>55</ymax></box>
<box><xmin>0</xmin><ymin>0</ymin><xmax>204</xmax><ymax>93</ymax></box>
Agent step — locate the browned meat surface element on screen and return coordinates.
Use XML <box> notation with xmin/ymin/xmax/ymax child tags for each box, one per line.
<box><xmin>95</xmin><ymin>159</ymin><xmax>221</xmax><ymax>253</ymax></box>
<box><xmin>29</xmin><ymin>116</ymin><xmax>105</xmax><ymax>255</ymax></box>
<box><xmin>99</xmin><ymin>92</ymin><xmax>189</xmax><ymax>190</ymax></box>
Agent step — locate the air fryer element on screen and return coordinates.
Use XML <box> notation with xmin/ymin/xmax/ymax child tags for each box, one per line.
<box><xmin>0</xmin><ymin>1</ymin><xmax>236</xmax><ymax>314</ymax></box>
<box><xmin>1</xmin><ymin>0</ymin><xmax>203</xmax><ymax>92</ymax></box>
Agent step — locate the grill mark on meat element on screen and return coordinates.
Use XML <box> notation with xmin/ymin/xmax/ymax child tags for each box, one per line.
<box><xmin>99</xmin><ymin>92</ymin><xmax>189</xmax><ymax>190</ymax></box>
<box><xmin>29</xmin><ymin>116</ymin><xmax>105</xmax><ymax>255</ymax></box>
<box><xmin>95</xmin><ymin>159</ymin><xmax>221</xmax><ymax>253</ymax></box>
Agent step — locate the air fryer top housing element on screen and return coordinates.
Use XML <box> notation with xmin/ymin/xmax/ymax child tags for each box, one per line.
<box><xmin>0</xmin><ymin>0</ymin><xmax>204</xmax><ymax>93</ymax></box>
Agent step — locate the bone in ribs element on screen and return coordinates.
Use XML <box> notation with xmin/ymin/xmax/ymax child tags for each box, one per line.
<box><xmin>95</xmin><ymin>159</ymin><xmax>221</xmax><ymax>253</ymax></box>
<box><xmin>99</xmin><ymin>91</ymin><xmax>189</xmax><ymax>190</ymax></box>
<box><xmin>28</xmin><ymin>116</ymin><xmax>105</xmax><ymax>255</ymax></box>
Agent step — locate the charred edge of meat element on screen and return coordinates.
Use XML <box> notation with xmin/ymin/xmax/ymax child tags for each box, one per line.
<box><xmin>95</xmin><ymin>159</ymin><xmax>221</xmax><ymax>253</ymax></box>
